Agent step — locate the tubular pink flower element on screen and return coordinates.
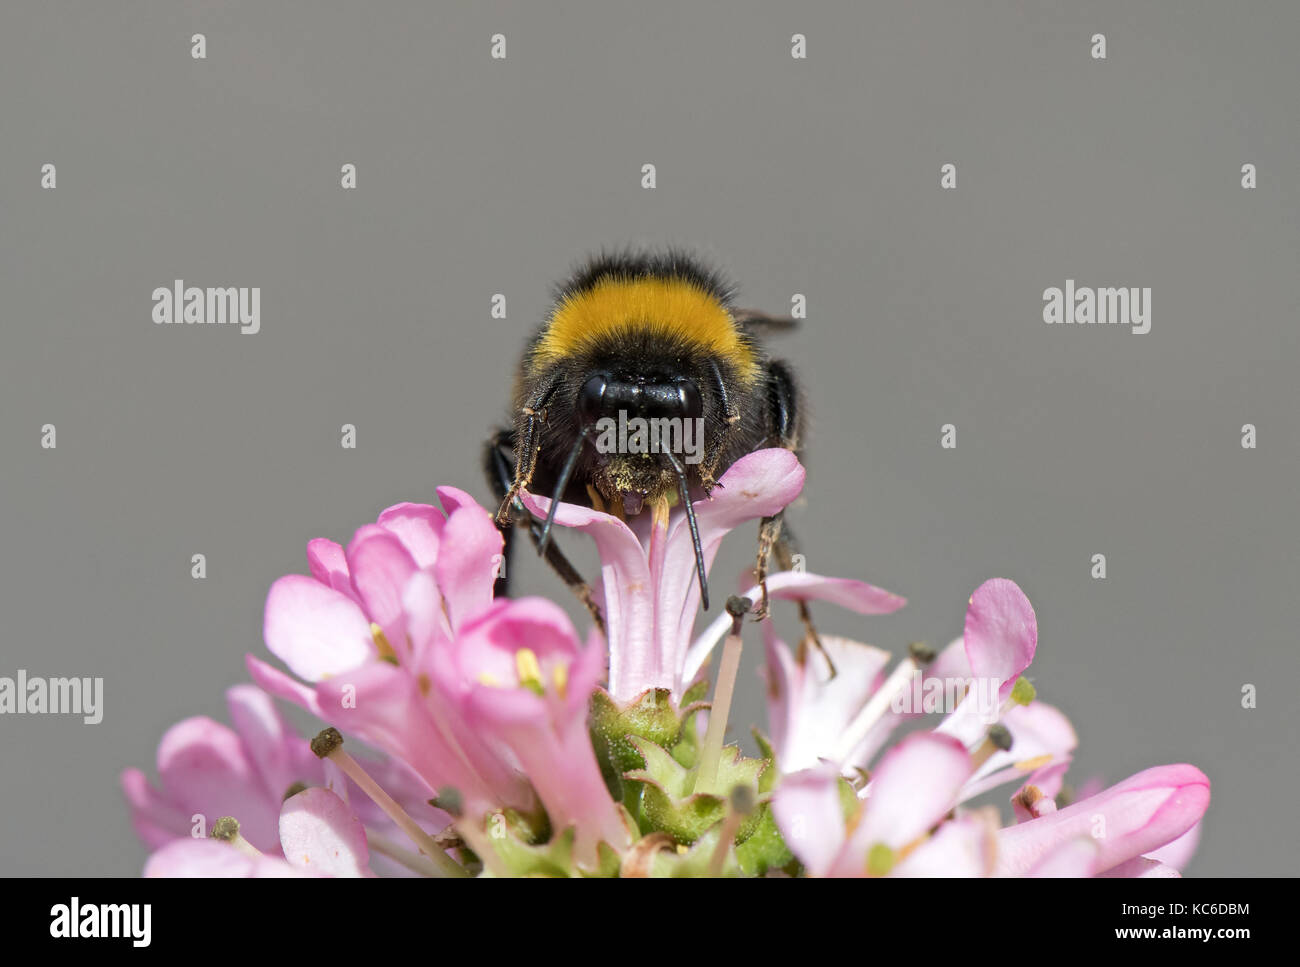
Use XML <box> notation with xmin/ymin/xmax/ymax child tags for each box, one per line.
<box><xmin>524</xmin><ymin>448</ymin><xmax>905</xmax><ymax>703</ymax></box>
<box><xmin>834</xmin><ymin>731</ymin><xmax>971</xmax><ymax>872</ymax></box>
<box><xmin>434</xmin><ymin>597</ymin><xmax>632</xmax><ymax>867</ymax></box>
<box><xmin>772</xmin><ymin>732</ymin><xmax>973</xmax><ymax>877</ymax></box>
<box><xmin>121</xmin><ymin>684</ymin><xmax>324</xmax><ymax>853</ymax></box>
<box><xmin>143</xmin><ymin>788</ymin><xmax>375</xmax><ymax>878</ymax></box>
<box><xmin>762</xmin><ymin>626</ymin><xmax>892</xmax><ymax>774</ymax></box>
<box><xmin>995</xmin><ymin>764</ymin><xmax>1211</xmax><ymax>876</ymax></box>
<box><xmin>124</xmin><ymin>468</ymin><xmax>1214</xmax><ymax>878</ymax></box>
<box><xmin>251</xmin><ymin>490</ymin><xmax>534</xmax><ymax>819</ymax></box>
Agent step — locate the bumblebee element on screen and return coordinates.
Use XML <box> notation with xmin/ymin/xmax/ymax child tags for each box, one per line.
<box><xmin>485</xmin><ymin>249</ymin><xmax>810</xmax><ymax>633</ymax></box>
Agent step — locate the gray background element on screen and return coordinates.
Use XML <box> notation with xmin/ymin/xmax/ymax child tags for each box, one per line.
<box><xmin>1</xmin><ymin>1</ymin><xmax>1296</xmax><ymax>876</ymax></box>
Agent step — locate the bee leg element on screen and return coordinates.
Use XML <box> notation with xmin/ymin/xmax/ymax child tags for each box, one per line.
<box><xmin>753</xmin><ymin>512</ymin><xmax>783</xmax><ymax>620</ymax></box>
<box><xmin>484</xmin><ymin>429</ymin><xmax>519</xmax><ymax>599</ymax></box>
<box><xmin>494</xmin><ymin>379</ymin><xmax>561</xmax><ymax>527</ymax></box>
<box><xmin>751</xmin><ymin>359</ymin><xmax>823</xmax><ymax>654</ymax></box>
<box><xmin>770</xmin><ymin>521</ymin><xmax>830</xmax><ymax>674</ymax></box>
<box><xmin>484</xmin><ymin>427</ymin><xmax>606</xmax><ymax>635</ymax></box>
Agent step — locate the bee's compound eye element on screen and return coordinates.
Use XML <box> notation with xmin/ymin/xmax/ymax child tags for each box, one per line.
<box><xmin>678</xmin><ymin>381</ymin><xmax>703</xmax><ymax>421</ymax></box>
<box><xmin>577</xmin><ymin>374</ymin><xmax>609</xmax><ymax>426</ymax></box>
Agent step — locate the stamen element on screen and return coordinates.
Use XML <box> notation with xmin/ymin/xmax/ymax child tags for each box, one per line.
<box><xmin>1012</xmin><ymin>784</ymin><xmax>1057</xmax><ymax>820</ymax></box>
<box><xmin>310</xmin><ymin>727</ymin><xmax>468</xmax><ymax>878</ymax></box>
<box><xmin>515</xmin><ymin>648</ymin><xmax>544</xmax><ymax>694</ymax></box>
<box><xmin>430</xmin><ymin>787</ymin><xmax>463</xmax><ymax>818</ymax></box>
<box><xmin>370</xmin><ymin>623</ymin><xmax>397</xmax><ymax>662</ymax></box>
<box><xmin>832</xmin><ymin>646</ymin><xmax>935</xmax><ymax>762</ymax></box>
<box><xmin>366</xmin><ymin>829</ymin><xmax>456</xmax><ymax>878</ymax></box>
<box><xmin>969</xmin><ymin>723</ymin><xmax>1014</xmax><ymax>771</ymax></box>
<box><xmin>691</xmin><ymin>597</ymin><xmax>750</xmax><ymax>795</ymax></box>
<box><xmin>708</xmin><ymin>785</ymin><xmax>756</xmax><ymax>875</ymax></box>
<box><xmin>552</xmin><ymin>662</ymin><xmax>568</xmax><ymax>700</ymax></box>
<box><xmin>211</xmin><ymin>816</ymin><xmax>262</xmax><ymax>858</ymax></box>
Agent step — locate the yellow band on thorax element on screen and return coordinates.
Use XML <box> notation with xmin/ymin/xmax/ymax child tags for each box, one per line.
<box><xmin>532</xmin><ymin>277</ymin><xmax>759</xmax><ymax>382</ymax></box>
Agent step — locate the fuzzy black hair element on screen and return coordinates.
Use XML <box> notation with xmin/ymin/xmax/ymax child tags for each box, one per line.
<box><xmin>554</xmin><ymin>248</ymin><xmax>735</xmax><ymax>307</ymax></box>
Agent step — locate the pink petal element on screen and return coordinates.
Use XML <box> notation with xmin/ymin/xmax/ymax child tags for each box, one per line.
<box><xmin>434</xmin><ymin>503</ymin><xmax>504</xmax><ymax>632</ymax></box>
<box><xmin>771</xmin><ymin>766</ymin><xmax>847</xmax><ymax>877</ymax></box>
<box><xmin>456</xmin><ymin>598</ymin><xmax>584</xmax><ymax>728</ymax></box>
<box><xmin>377</xmin><ymin>502</ymin><xmax>445</xmax><ymax>569</ymax></box>
<box><xmin>1143</xmin><ymin>820</ymin><xmax>1202</xmax><ymax>871</ymax></box>
<box><xmin>1100</xmin><ymin>856</ymin><xmax>1182</xmax><ymax>878</ymax></box>
<box><xmin>451</xmin><ymin>598</ymin><xmax>627</xmax><ymax>866</ymax></box>
<box><xmin>1027</xmin><ymin>837</ymin><xmax>1100</xmax><ymax>877</ymax></box>
<box><xmin>345</xmin><ymin>528</ymin><xmax>418</xmax><ymax>654</ymax></box>
<box><xmin>838</xmin><ymin>732</ymin><xmax>970</xmax><ymax>869</ymax></box>
<box><xmin>764</xmin><ymin>630</ymin><xmax>892</xmax><ymax>773</ymax></box>
<box><xmin>400</xmin><ymin>569</ymin><xmax>451</xmax><ymax>667</ymax></box>
<box><xmin>144</xmin><ymin>839</ymin><xmax>306</xmax><ymax>878</ymax></box>
<box><xmin>657</xmin><ymin>450</ymin><xmax>806</xmax><ymax>683</ymax></box>
<box><xmin>959</xmin><ymin>701</ymin><xmax>1078</xmax><ymax>802</ymax></box>
<box><xmin>263</xmin><ymin>574</ymin><xmax>373</xmax><ymax>682</ymax></box>
<box><xmin>847</xmin><ymin>637</ymin><xmax>971</xmax><ymax>769</ymax></box>
<box><xmin>306</xmin><ymin>538</ymin><xmax>355</xmax><ymax>598</ymax></box>
<box><xmin>155</xmin><ymin>716</ymin><xmax>280</xmax><ymax>852</ymax></box>
<box><xmin>226</xmin><ymin>684</ymin><xmax>318</xmax><ymax>807</ymax></box>
<box><xmin>120</xmin><ymin>768</ymin><xmax>190</xmax><ymax>849</ymax></box>
<box><xmin>312</xmin><ymin>660</ymin><xmax>496</xmax><ymax>811</ymax></box>
<box><xmin>279</xmin><ymin>787</ymin><xmax>371</xmax><ymax>877</ymax></box>
<box><xmin>684</xmin><ymin>570</ymin><xmax>906</xmax><ymax>688</ymax></box>
<box><xmin>435</xmin><ymin>485</ymin><xmax>483</xmax><ymax>519</ymax></box>
<box><xmin>245</xmin><ymin>653</ymin><xmax>328</xmax><ymax>721</ymax></box>
<box><xmin>996</xmin><ymin>764</ymin><xmax>1210</xmax><ymax>876</ymax></box>
<box><xmin>964</xmin><ymin>578</ymin><xmax>1037</xmax><ymax>701</ymax></box>
<box><xmin>892</xmin><ymin>814</ymin><xmax>997</xmax><ymax>877</ymax></box>
<box><xmin>520</xmin><ymin>492</ymin><xmax>654</xmax><ymax>703</ymax></box>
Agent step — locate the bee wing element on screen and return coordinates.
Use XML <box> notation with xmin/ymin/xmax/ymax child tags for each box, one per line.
<box><xmin>732</xmin><ymin>308</ymin><xmax>800</xmax><ymax>335</ymax></box>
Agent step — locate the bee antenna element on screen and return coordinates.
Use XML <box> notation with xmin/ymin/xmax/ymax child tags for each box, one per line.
<box><xmin>664</xmin><ymin>449</ymin><xmax>709</xmax><ymax>612</ymax></box>
<box><xmin>537</xmin><ymin>425</ymin><xmax>593</xmax><ymax>556</ymax></box>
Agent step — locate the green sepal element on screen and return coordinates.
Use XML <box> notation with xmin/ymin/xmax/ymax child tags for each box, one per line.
<box><xmin>751</xmin><ymin>728</ymin><xmax>779</xmax><ymax>795</ymax></box>
<box><xmin>671</xmin><ymin>705</ymin><xmax>702</xmax><ymax>768</ymax></box>
<box><xmin>680</xmin><ymin>678</ymin><xmax>710</xmax><ymax>706</ymax></box>
<box><xmin>477</xmin><ymin>825</ymin><xmax>578</xmax><ymax>878</ymax></box>
<box><xmin>589</xmin><ymin>688</ymin><xmax>684</xmax><ymax>800</ymax></box>
<box><xmin>649</xmin><ymin>823</ymin><xmax>743</xmax><ymax>877</ymax></box>
<box><xmin>734</xmin><ymin>801</ymin><xmax>794</xmax><ymax>875</ymax></box>
<box><xmin>623</xmin><ymin>736</ymin><xmax>767</xmax><ymax>845</ymax></box>
<box><xmin>475</xmin><ymin>824</ymin><xmax>623</xmax><ymax>878</ymax></box>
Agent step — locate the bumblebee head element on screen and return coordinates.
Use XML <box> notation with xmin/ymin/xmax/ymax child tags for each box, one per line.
<box><xmin>574</xmin><ymin>370</ymin><xmax>704</xmax><ymax>428</ymax></box>
<box><xmin>515</xmin><ymin>249</ymin><xmax>773</xmax><ymax>613</ymax></box>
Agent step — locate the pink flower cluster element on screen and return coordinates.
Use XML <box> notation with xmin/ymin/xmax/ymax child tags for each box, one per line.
<box><xmin>123</xmin><ymin>450</ymin><xmax>1209</xmax><ymax>877</ymax></box>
